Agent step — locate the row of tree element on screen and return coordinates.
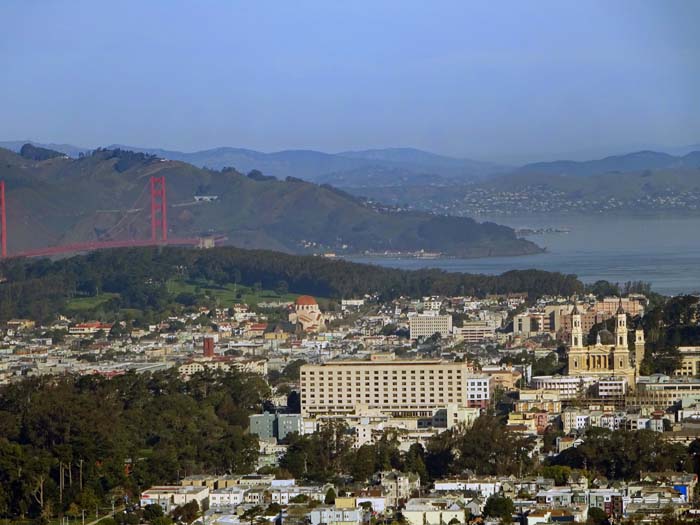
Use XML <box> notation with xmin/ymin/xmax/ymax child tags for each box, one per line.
<box><xmin>277</xmin><ymin>416</ymin><xmax>535</xmax><ymax>483</ymax></box>
<box><xmin>277</xmin><ymin>416</ymin><xmax>700</xmax><ymax>486</ymax></box>
<box><xmin>0</xmin><ymin>246</ymin><xmax>585</xmax><ymax>322</ymax></box>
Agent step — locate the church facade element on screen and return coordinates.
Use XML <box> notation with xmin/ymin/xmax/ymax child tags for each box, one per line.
<box><xmin>567</xmin><ymin>301</ymin><xmax>644</xmax><ymax>389</ymax></box>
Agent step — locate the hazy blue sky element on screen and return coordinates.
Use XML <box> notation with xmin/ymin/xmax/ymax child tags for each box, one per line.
<box><xmin>1</xmin><ymin>0</ymin><xmax>699</xmax><ymax>162</ymax></box>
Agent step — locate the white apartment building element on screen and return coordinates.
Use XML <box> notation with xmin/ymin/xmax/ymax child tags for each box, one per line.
<box><xmin>308</xmin><ymin>507</ymin><xmax>364</xmax><ymax>525</ymax></box>
<box><xmin>341</xmin><ymin>299</ymin><xmax>365</xmax><ymax>309</ymax></box>
<box><xmin>209</xmin><ymin>486</ymin><xmax>246</xmax><ymax>508</ymax></box>
<box><xmin>300</xmin><ymin>357</ymin><xmax>470</xmax><ymax>419</ymax></box>
<box><xmin>421</xmin><ymin>297</ymin><xmax>443</xmax><ymax>311</ymax></box>
<box><xmin>597</xmin><ymin>377</ymin><xmax>628</xmax><ymax>397</ymax></box>
<box><xmin>465</xmin><ymin>374</ymin><xmax>491</xmax><ymax>409</ymax></box>
<box><xmin>178</xmin><ymin>357</ymin><xmax>267</xmax><ymax>379</ymax></box>
<box><xmin>140</xmin><ymin>486</ymin><xmax>209</xmax><ymax>512</ymax></box>
<box><xmin>409</xmin><ymin>315</ymin><xmax>452</xmax><ymax>340</ymax></box>
<box><xmin>531</xmin><ymin>375</ymin><xmax>597</xmax><ymax>400</ymax></box>
<box><xmin>433</xmin><ymin>479</ymin><xmax>502</xmax><ymax>499</ymax></box>
<box><xmin>452</xmin><ymin>321</ymin><xmax>495</xmax><ymax>343</ymax></box>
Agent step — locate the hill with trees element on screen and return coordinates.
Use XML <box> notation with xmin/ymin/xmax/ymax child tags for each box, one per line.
<box><xmin>0</xmin><ymin>146</ymin><xmax>540</xmax><ymax>258</ymax></box>
<box><xmin>639</xmin><ymin>295</ymin><xmax>700</xmax><ymax>375</ymax></box>
<box><xmin>0</xmin><ymin>246</ymin><xmax>583</xmax><ymax>323</ymax></box>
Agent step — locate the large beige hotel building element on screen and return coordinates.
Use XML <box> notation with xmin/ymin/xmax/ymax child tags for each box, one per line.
<box><xmin>300</xmin><ymin>356</ymin><xmax>486</xmax><ymax>419</ymax></box>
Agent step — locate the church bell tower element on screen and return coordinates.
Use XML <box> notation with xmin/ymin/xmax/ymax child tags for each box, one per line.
<box><xmin>571</xmin><ymin>304</ymin><xmax>583</xmax><ymax>349</ymax></box>
<box><xmin>634</xmin><ymin>322</ymin><xmax>646</xmax><ymax>374</ymax></box>
<box><xmin>614</xmin><ymin>299</ymin><xmax>628</xmax><ymax>349</ymax></box>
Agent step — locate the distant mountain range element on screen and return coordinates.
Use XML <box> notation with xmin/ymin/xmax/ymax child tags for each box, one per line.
<box><xmin>517</xmin><ymin>150</ymin><xmax>700</xmax><ymax>177</ymax></box>
<box><xmin>0</xmin><ymin>145</ymin><xmax>540</xmax><ymax>257</ymax></box>
<box><xmin>349</xmin><ymin>151</ymin><xmax>700</xmax><ymax>216</ymax></box>
<box><xmin>2</xmin><ymin>140</ymin><xmax>699</xmax><ymax>187</ymax></box>
<box><xmin>2</xmin><ymin>140</ymin><xmax>699</xmax><ymax>217</ymax></box>
<box><xmin>0</xmin><ymin>141</ymin><xmax>507</xmax><ymax>187</ymax></box>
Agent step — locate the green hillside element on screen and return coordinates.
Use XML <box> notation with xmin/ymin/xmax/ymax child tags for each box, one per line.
<box><xmin>0</xmin><ymin>146</ymin><xmax>541</xmax><ymax>257</ymax></box>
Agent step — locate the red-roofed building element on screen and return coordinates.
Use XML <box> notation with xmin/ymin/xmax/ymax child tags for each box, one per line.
<box><xmin>69</xmin><ymin>322</ymin><xmax>113</xmax><ymax>336</ymax></box>
<box><xmin>290</xmin><ymin>296</ymin><xmax>326</xmax><ymax>333</ymax></box>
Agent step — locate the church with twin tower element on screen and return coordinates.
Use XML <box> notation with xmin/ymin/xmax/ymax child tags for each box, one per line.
<box><xmin>567</xmin><ymin>300</ymin><xmax>645</xmax><ymax>389</ymax></box>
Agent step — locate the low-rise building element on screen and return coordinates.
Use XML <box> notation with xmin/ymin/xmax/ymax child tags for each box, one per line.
<box><xmin>531</xmin><ymin>375</ymin><xmax>596</xmax><ymax>400</ymax></box>
<box><xmin>308</xmin><ymin>502</ymin><xmax>365</xmax><ymax>525</ymax></box>
<box><xmin>69</xmin><ymin>322</ymin><xmax>113</xmax><ymax>336</ymax></box>
<box><xmin>209</xmin><ymin>486</ymin><xmax>246</xmax><ymax>508</ymax></box>
<box><xmin>452</xmin><ymin>321</ymin><xmax>495</xmax><ymax>343</ymax></box>
<box><xmin>249</xmin><ymin>412</ymin><xmax>303</xmax><ymax>442</ymax></box>
<box><xmin>378</xmin><ymin>471</ymin><xmax>420</xmax><ymax>507</ymax></box>
<box><xmin>403</xmin><ymin>498</ymin><xmax>472</xmax><ymax>525</ymax></box>
<box><xmin>514</xmin><ymin>389</ymin><xmax>562</xmax><ymax>414</ymax></box>
<box><xmin>674</xmin><ymin>346</ymin><xmax>700</xmax><ymax>377</ymax></box>
<box><xmin>140</xmin><ymin>485</ymin><xmax>209</xmax><ymax>513</ymax></box>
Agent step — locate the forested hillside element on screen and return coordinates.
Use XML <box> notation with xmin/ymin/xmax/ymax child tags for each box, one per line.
<box><xmin>0</xmin><ymin>369</ymin><xmax>268</xmax><ymax>519</ymax></box>
<box><xmin>0</xmin><ymin>246</ymin><xmax>583</xmax><ymax>322</ymax></box>
<box><xmin>640</xmin><ymin>295</ymin><xmax>700</xmax><ymax>374</ymax></box>
<box><xmin>0</xmin><ymin>146</ymin><xmax>540</xmax><ymax>257</ymax></box>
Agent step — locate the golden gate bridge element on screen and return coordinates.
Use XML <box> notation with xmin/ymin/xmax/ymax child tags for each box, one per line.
<box><xmin>0</xmin><ymin>176</ymin><xmax>224</xmax><ymax>259</ymax></box>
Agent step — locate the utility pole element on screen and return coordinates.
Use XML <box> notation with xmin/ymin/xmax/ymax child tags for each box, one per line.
<box><xmin>82</xmin><ymin>509</ymin><xmax>85</xmax><ymax>525</ymax></box>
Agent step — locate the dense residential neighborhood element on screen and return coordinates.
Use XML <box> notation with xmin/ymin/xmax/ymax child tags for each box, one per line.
<box><xmin>2</xmin><ymin>281</ymin><xmax>700</xmax><ymax>524</ymax></box>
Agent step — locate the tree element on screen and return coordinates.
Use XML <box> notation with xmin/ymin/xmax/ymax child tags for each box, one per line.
<box><xmin>551</xmin><ymin>428</ymin><xmax>691</xmax><ymax>480</ymax></box>
<box><xmin>275</xmin><ymin>280</ymin><xmax>289</xmax><ymax>296</ymax></box>
<box><xmin>172</xmin><ymin>500</ymin><xmax>199</xmax><ymax>524</ymax></box>
<box><xmin>324</xmin><ymin>488</ymin><xmax>337</xmax><ymax>505</ymax></box>
<box><xmin>0</xmin><ymin>368</ymin><xmax>268</xmax><ymax>521</ymax></box>
<box><xmin>483</xmin><ymin>494</ymin><xmax>515</xmax><ymax>523</ymax></box>
<box><xmin>426</xmin><ymin>415</ymin><xmax>535</xmax><ymax>478</ymax></box>
<box><xmin>403</xmin><ymin>443</ymin><xmax>428</xmax><ymax>482</ymax></box>
<box><xmin>538</xmin><ymin>465</ymin><xmax>572</xmax><ymax>486</ymax></box>
<box><xmin>280</xmin><ymin>422</ymin><xmax>353</xmax><ymax>482</ymax></box>
<box><xmin>348</xmin><ymin>445</ymin><xmax>376</xmax><ymax>482</ymax></box>
<box><xmin>143</xmin><ymin>504</ymin><xmax>164</xmax><ymax>521</ymax></box>
<box><xmin>586</xmin><ymin>507</ymin><xmax>609</xmax><ymax>525</ymax></box>
<box><xmin>241</xmin><ymin>506</ymin><xmax>263</xmax><ymax>525</ymax></box>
